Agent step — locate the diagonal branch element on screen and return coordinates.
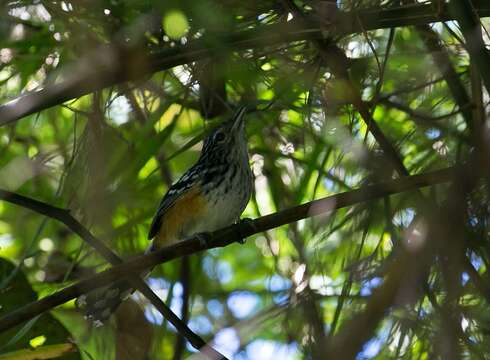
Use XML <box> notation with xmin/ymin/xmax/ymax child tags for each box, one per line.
<box><xmin>320</xmin><ymin>41</ymin><xmax>410</xmax><ymax>176</ymax></box>
<box><xmin>0</xmin><ymin>191</ymin><xmax>226</xmax><ymax>359</ymax></box>
<box><xmin>325</xmin><ymin>160</ymin><xmax>480</xmax><ymax>359</ymax></box>
<box><xmin>416</xmin><ymin>25</ymin><xmax>475</xmax><ymax>133</ymax></box>
<box><xmin>0</xmin><ymin>166</ymin><xmax>457</xmax><ymax>334</ymax></box>
<box><xmin>284</xmin><ymin>0</ymin><xmax>410</xmax><ymax>176</ymax></box>
<box><xmin>449</xmin><ymin>0</ymin><xmax>490</xmax><ymax>94</ymax></box>
<box><xmin>324</xmin><ymin>233</ymin><xmax>432</xmax><ymax>359</ymax></box>
<box><xmin>0</xmin><ymin>2</ymin><xmax>489</xmax><ymax>126</ymax></box>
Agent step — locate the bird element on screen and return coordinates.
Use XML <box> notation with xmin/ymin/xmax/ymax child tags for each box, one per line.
<box><xmin>77</xmin><ymin>105</ymin><xmax>253</xmax><ymax>325</ymax></box>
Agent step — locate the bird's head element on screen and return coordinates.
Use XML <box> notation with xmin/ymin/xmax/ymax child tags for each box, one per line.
<box><xmin>201</xmin><ymin>106</ymin><xmax>249</xmax><ymax>162</ymax></box>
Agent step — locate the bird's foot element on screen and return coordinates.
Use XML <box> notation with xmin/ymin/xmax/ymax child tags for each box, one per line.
<box><xmin>237</xmin><ymin>218</ymin><xmax>257</xmax><ymax>244</ymax></box>
<box><xmin>195</xmin><ymin>232</ymin><xmax>213</xmax><ymax>248</ymax></box>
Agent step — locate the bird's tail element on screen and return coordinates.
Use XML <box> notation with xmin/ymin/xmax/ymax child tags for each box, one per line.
<box><xmin>76</xmin><ymin>278</ymin><xmax>134</xmax><ymax>326</ymax></box>
<box><xmin>77</xmin><ymin>244</ymin><xmax>156</xmax><ymax>325</ymax></box>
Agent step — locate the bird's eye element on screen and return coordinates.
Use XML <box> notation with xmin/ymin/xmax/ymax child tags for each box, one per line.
<box><xmin>214</xmin><ymin>131</ymin><xmax>226</xmax><ymax>142</ymax></box>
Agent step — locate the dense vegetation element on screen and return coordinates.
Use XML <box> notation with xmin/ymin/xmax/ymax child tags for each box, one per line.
<box><xmin>1</xmin><ymin>0</ymin><xmax>490</xmax><ymax>359</ymax></box>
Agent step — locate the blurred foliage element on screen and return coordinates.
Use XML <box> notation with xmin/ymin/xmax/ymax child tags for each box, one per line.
<box><xmin>0</xmin><ymin>343</ymin><xmax>76</xmax><ymax>360</ymax></box>
<box><xmin>0</xmin><ymin>0</ymin><xmax>490</xmax><ymax>359</ymax></box>
<box><xmin>0</xmin><ymin>258</ymin><xmax>79</xmax><ymax>359</ymax></box>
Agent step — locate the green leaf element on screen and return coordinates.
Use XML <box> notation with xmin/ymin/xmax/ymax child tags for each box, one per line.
<box><xmin>0</xmin><ymin>343</ymin><xmax>76</xmax><ymax>360</ymax></box>
<box><xmin>0</xmin><ymin>259</ymin><xmax>80</xmax><ymax>359</ymax></box>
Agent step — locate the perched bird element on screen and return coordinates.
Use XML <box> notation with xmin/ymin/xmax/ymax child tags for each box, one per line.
<box><xmin>77</xmin><ymin>105</ymin><xmax>253</xmax><ymax>324</ymax></box>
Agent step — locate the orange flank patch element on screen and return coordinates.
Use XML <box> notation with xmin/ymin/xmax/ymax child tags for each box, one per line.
<box><xmin>153</xmin><ymin>185</ymin><xmax>208</xmax><ymax>248</ymax></box>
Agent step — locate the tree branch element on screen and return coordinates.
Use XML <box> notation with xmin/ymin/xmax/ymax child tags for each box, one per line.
<box><xmin>282</xmin><ymin>0</ymin><xmax>410</xmax><ymax>177</ymax></box>
<box><xmin>0</xmin><ymin>1</ymin><xmax>489</xmax><ymax>126</ymax></box>
<box><xmin>449</xmin><ymin>0</ymin><xmax>490</xmax><ymax>94</ymax></box>
<box><xmin>0</xmin><ymin>166</ymin><xmax>457</xmax><ymax>334</ymax></box>
<box><xmin>0</xmin><ymin>191</ymin><xmax>226</xmax><ymax>359</ymax></box>
<box><xmin>416</xmin><ymin>25</ymin><xmax>475</xmax><ymax>133</ymax></box>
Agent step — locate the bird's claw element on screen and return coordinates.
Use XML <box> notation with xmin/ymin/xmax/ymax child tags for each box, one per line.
<box><xmin>237</xmin><ymin>218</ymin><xmax>257</xmax><ymax>244</ymax></box>
<box><xmin>196</xmin><ymin>232</ymin><xmax>212</xmax><ymax>248</ymax></box>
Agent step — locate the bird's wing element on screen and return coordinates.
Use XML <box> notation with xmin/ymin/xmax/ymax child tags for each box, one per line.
<box><xmin>147</xmin><ymin>168</ymin><xmax>200</xmax><ymax>240</ymax></box>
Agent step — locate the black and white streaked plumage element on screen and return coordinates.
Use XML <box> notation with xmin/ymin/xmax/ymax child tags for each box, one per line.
<box><xmin>77</xmin><ymin>106</ymin><xmax>253</xmax><ymax>325</ymax></box>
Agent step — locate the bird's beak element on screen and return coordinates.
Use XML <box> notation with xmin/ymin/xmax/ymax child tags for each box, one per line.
<box><xmin>230</xmin><ymin>105</ymin><xmax>247</xmax><ymax>133</ymax></box>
